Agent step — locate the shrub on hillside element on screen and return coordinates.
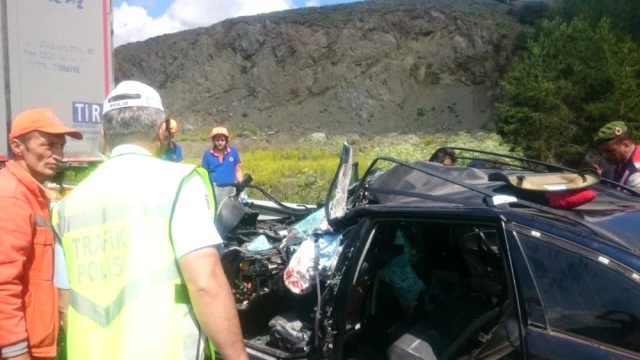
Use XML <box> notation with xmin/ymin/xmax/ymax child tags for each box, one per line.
<box><xmin>553</xmin><ymin>0</ymin><xmax>640</xmax><ymax>42</ymax></box>
<box><xmin>495</xmin><ymin>17</ymin><xmax>640</xmax><ymax>167</ymax></box>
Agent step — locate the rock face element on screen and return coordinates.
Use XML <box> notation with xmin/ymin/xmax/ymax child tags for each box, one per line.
<box><xmin>114</xmin><ymin>0</ymin><xmax>525</xmax><ymax>137</ymax></box>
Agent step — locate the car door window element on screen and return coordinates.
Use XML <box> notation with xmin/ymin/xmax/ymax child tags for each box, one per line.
<box><xmin>517</xmin><ymin>232</ymin><xmax>640</xmax><ymax>354</ymax></box>
<box><xmin>507</xmin><ymin>230</ymin><xmax>548</xmax><ymax>328</ymax></box>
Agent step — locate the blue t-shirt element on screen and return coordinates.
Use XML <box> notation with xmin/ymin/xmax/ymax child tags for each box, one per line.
<box><xmin>201</xmin><ymin>146</ymin><xmax>241</xmax><ymax>185</ymax></box>
<box><xmin>163</xmin><ymin>141</ymin><xmax>184</xmax><ymax>163</ymax></box>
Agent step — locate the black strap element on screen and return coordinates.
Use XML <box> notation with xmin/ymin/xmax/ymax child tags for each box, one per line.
<box><xmin>175</xmin><ymin>283</ymin><xmax>191</xmax><ymax>304</ymax></box>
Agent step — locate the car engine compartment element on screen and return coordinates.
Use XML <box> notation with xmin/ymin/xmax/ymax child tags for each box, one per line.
<box><xmin>216</xmin><ymin>181</ymin><xmax>328</xmax><ymax>356</ymax></box>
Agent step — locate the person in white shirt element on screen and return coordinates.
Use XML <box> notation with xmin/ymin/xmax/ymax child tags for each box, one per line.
<box><xmin>53</xmin><ymin>80</ymin><xmax>248</xmax><ymax>360</ymax></box>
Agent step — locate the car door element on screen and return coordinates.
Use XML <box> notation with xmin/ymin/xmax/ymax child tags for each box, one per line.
<box><xmin>504</xmin><ymin>223</ymin><xmax>640</xmax><ymax>360</ymax></box>
<box><xmin>327</xmin><ymin>213</ymin><xmax>531</xmax><ymax>360</ymax></box>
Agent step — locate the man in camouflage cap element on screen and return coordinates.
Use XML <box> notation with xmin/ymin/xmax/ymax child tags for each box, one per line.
<box><xmin>594</xmin><ymin>120</ymin><xmax>640</xmax><ymax>190</ymax></box>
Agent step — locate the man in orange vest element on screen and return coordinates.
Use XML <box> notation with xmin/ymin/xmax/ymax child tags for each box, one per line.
<box><xmin>0</xmin><ymin>108</ymin><xmax>83</xmax><ymax>360</ymax></box>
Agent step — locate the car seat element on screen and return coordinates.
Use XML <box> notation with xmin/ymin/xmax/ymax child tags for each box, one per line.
<box><xmin>387</xmin><ymin>321</ymin><xmax>450</xmax><ymax>360</ymax></box>
<box><xmin>454</xmin><ymin>226</ymin><xmax>505</xmax><ymax>299</ymax></box>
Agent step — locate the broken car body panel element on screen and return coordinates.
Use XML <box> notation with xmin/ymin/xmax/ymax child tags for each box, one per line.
<box><xmin>214</xmin><ymin>146</ymin><xmax>640</xmax><ymax>360</ymax></box>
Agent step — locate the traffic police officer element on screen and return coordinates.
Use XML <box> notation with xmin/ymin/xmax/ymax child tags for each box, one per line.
<box><xmin>52</xmin><ymin>80</ymin><xmax>248</xmax><ymax>360</ymax></box>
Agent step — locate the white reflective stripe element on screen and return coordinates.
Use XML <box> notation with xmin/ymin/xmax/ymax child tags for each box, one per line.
<box><xmin>55</xmin><ymin>199</ymin><xmax>174</xmax><ymax>234</ymax></box>
<box><xmin>620</xmin><ymin>170</ymin><xmax>631</xmax><ymax>185</ymax></box>
<box><xmin>1</xmin><ymin>340</ymin><xmax>29</xmax><ymax>358</ymax></box>
<box><xmin>69</xmin><ymin>262</ymin><xmax>180</xmax><ymax>328</ymax></box>
<box><xmin>34</xmin><ymin>214</ymin><xmax>50</xmax><ymax>228</ymax></box>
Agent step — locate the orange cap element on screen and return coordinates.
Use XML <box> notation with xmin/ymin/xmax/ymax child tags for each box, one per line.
<box><xmin>210</xmin><ymin>126</ymin><xmax>229</xmax><ymax>139</ymax></box>
<box><xmin>9</xmin><ymin>108</ymin><xmax>83</xmax><ymax>141</ymax></box>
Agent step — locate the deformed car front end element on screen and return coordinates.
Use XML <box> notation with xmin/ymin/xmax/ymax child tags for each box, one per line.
<box><xmin>213</xmin><ymin>144</ymin><xmax>357</xmax><ymax>358</ymax></box>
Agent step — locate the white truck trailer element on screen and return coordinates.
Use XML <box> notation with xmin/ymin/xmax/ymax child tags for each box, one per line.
<box><xmin>0</xmin><ymin>0</ymin><xmax>114</xmax><ymax>170</ymax></box>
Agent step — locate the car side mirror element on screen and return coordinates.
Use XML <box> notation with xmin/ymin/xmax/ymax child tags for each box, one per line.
<box><xmin>234</xmin><ymin>173</ymin><xmax>253</xmax><ymax>197</ymax></box>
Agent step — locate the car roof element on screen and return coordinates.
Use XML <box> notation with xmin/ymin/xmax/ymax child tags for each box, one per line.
<box><xmin>344</xmin><ymin>160</ymin><xmax>640</xmax><ymax>255</ymax></box>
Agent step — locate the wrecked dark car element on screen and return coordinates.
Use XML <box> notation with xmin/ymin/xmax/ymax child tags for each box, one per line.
<box><xmin>213</xmin><ymin>145</ymin><xmax>640</xmax><ymax>360</ymax></box>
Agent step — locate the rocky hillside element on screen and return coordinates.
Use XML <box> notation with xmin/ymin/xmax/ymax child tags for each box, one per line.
<box><xmin>114</xmin><ymin>0</ymin><xmax>531</xmax><ymax>139</ymax></box>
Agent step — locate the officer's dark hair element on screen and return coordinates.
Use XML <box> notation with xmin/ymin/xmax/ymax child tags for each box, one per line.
<box><xmin>581</xmin><ymin>151</ymin><xmax>606</xmax><ymax>171</ymax></box>
<box><xmin>433</xmin><ymin>147</ymin><xmax>457</xmax><ymax>164</ymax></box>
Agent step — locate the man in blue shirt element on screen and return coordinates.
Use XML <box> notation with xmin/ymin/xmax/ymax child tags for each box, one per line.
<box><xmin>163</xmin><ymin>118</ymin><xmax>184</xmax><ymax>163</ymax></box>
<box><xmin>201</xmin><ymin>126</ymin><xmax>242</xmax><ymax>186</ymax></box>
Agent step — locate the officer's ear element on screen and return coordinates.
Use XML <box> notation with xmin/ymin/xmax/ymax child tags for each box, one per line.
<box><xmin>100</xmin><ymin>128</ymin><xmax>109</xmax><ymax>154</ymax></box>
<box><xmin>157</xmin><ymin>121</ymin><xmax>169</xmax><ymax>142</ymax></box>
<box><xmin>622</xmin><ymin>138</ymin><xmax>634</xmax><ymax>150</ymax></box>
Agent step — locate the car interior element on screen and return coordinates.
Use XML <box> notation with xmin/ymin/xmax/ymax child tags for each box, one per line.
<box><xmin>340</xmin><ymin>220</ymin><xmax>511</xmax><ymax>360</ymax></box>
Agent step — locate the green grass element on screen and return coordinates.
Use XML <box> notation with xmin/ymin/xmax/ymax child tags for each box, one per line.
<box><xmin>184</xmin><ymin>132</ymin><xmax>522</xmax><ymax>204</ymax></box>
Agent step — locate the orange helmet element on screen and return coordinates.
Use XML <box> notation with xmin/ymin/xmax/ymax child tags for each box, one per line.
<box><xmin>210</xmin><ymin>126</ymin><xmax>230</xmax><ymax>140</ymax></box>
<box><xmin>169</xmin><ymin>119</ymin><xmax>178</xmax><ymax>134</ymax></box>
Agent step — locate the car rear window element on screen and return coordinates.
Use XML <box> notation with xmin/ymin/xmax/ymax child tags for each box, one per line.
<box><xmin>519</xmin><ymin>233</ymin><xmax>640</xmax><ymax>355</ymax></box>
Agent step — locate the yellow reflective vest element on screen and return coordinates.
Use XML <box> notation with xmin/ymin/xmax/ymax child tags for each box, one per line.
<box><xmin>52</xmin><ymin>148</ymin><xmax>217</xmax><ymax>360</ymax></box>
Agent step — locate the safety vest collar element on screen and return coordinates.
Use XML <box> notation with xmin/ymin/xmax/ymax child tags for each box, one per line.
<box><xmin>609</xmin><ymin>144</ymin><xmax>640</xmax><ymax>185</ymax></box>
<box><xmin>109</xmin><ymin>144</ymin><xmax>153</xmax><ymax>158</ymax></box>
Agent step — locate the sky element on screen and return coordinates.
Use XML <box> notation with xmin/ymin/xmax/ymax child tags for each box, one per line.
<box><xmin>112</xmin><ymin>0</ymin><xmax>362</xmax><ymax>47</ymax></box>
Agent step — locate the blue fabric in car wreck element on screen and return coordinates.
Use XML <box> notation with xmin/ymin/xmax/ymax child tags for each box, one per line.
<box><xmin>378</xmin><ymin>231</ymin><xmax>426</xmax><ymax>314</ymax></box>
<box><xmin>281</xmin><ymin>209</ymin><xmax>343</xmax><ymax>294</ymax></box>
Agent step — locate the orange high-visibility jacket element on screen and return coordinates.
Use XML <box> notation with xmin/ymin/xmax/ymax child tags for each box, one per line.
<box><xmin>0</xmin><ymin>161</ymin><xmax>59</xmax><ymax>358</ymax></box>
